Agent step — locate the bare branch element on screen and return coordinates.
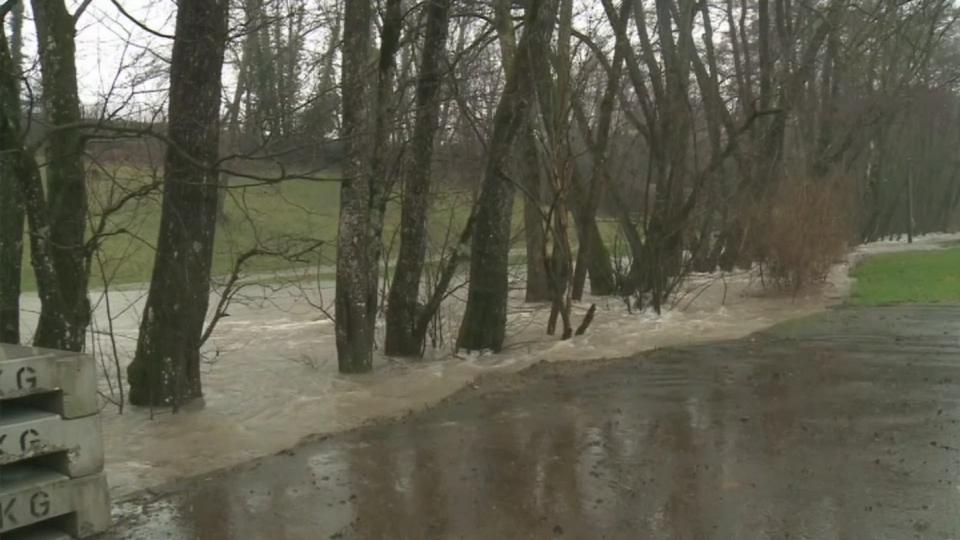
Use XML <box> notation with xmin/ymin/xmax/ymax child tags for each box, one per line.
<box><xmin>108</xmin><ymin>0</ymin><xmax>175</xmax><ymax>39</ymax></box>
<box><xmin>73</xmin><ymin>0</ymin><xmax>95</xmax><ymax>22</ymax></box>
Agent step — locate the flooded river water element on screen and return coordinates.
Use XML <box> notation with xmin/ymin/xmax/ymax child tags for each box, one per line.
<box><xmin>15</xmin><ymin>234</ymin><xmax>957</xmax><ymax>498</ymax></box>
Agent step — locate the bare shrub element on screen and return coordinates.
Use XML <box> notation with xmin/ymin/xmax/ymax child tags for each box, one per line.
<box><xmin>758</xmin><ymin>176</ymin><xmax>854</xmax><ymax>290</ymax></box>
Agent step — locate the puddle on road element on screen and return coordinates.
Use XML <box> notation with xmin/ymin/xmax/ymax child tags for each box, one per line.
<box><xmin>102</xmin><ymin>307</ymin><xmax>960</xmax><ymax>539</ymax></box>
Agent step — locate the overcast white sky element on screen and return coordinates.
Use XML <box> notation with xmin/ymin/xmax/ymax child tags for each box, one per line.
<box><xmin>71</xmin><ymin>0</ymin><xmax>175</xmax><ymax>105</ymax></box>
<box><xmin>14</xmin><ymin>0</ymin><xmax>212</xmax><ymax>118</ymax></box>
<box><xmin>12</xmin><ymin>0</ymin><xmax>345</xmax><ymax>121</ymax></box>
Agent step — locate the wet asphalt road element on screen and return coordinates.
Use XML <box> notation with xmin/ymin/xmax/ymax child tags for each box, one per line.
<box><xmin>100</xmin><ymin>305</ymin><xmax>960</xmax><ymax>539</ymax></box>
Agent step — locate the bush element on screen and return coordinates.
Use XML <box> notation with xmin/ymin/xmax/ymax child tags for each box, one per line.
<box><xmin>757</xmin><ymin>176</ymin><xmax>853</xmax><ymax>290</ymax></box>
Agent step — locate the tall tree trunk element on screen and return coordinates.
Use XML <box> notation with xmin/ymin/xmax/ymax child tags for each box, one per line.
<box><xmin>1</xmin><ymin>15</ymin><xmax>64</xmax><ymax>354</ymax></box>
<box><xmin>335</xmin><ymin>0</ymin><xmax>375</xmax><ymax>371</ymax></box>
<box><xmin>335</xmin><ymin>0</ymin><xmax>401</xmax><ymax>372</ymax></box>
<box><xmin>29</xmin><ymin>0</ymin><xmax>90</xmax><ymax>351</ymax></box>
<box><xmin>457</xmin><ymin>0</ymin><xmax>558</xmax><ymax>352</ymax></box>
<box><xmin>0</xmin><ymin>13</ymin><xmax>24</xmax><ymax>344</ymax></box>
<box><xmin>385</xmin><ymin>0</ymin><xmax>452</xmax><ymax>357</ymax></box>
<box><xmin>127</xmin><ymin>0</ymin><xmax>228</xmax><ymax>407</ymax></box>
<box><xmin>491</xmin><ymin>0</ymin><xmax>551</xmax><ymax>303</ymax></box>
<box><xmin>540</xmin><ymin>0</ymin><xmax>576</xmax><ymax>335</ymax></box>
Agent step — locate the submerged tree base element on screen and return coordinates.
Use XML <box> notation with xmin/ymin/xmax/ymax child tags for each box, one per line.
<box><xmin>127</xmin><ymin>353</ymin><xmax>203</xmax><ymax>408</ymax></box>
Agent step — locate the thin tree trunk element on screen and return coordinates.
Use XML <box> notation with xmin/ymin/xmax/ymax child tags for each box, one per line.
<box><xmin>758</xmin><ymin>0</ymin><xmax>773</xmax><ymax>110</ymax></box>
<box><xmin>491</xmin><ymin>0</ymin><xmax>551</xmax><ymax>303</ymax></box>
<box><xmin>544</xmin><ymin>0</ymin><xmax>576</xmax><ymax>333</ymax></box>
<box><xmin>9</xmin><ymin>0</ymin><xmax>22</xmax><ymax>70</ymax></box>
<box><xmin>520</xmin><ymin>124</ymin><xmax>552</xmax><ymax>302</ymax></box>
<box><xmin>219</xmin><ymin>3</ymin><xmax>255</xmax><ymax>226</ymax></box>
<box><xmin>29</xmin><ymin>0</ymin><xmax>90</xmax><ymax>351</ymax></box>
<box><xmin>127</xmin><ymin>0</ymin><xmax>228</xmax><ymax>407</ymax></box>
<box><xmin>0</xmin><ymin>18</ymin><xmax>24</xmax><ymax>344</ymax></box>
<box><xmin>385</xmin><ymin>0</ymin><xmax>452</xmax><ymax>357</ymax></box>
<box><xmin>457</xmin><ymin>0</ymin><xmax>558</xmax><ymax>352</ymax></box>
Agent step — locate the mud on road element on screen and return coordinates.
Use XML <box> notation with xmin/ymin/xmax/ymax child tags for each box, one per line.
<box><xmin>102</xmin><ymin>305</ymin><xmax>960</xmax><ymax>539</ymax></box>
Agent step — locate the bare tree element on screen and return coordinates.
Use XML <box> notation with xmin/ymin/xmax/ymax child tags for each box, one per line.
<box><xmin>28</xmin><ymin>0</ymin><xmax>92</xmax><ymax>350</ymax></box>
<box><xmin>489</xmin><ymin>0</ymin><xmax>551</xmax><ymax>303</ymax></box>
<box><xmin>570</xmin><ymin>8</ymin><xmax>626</xmax><ymax>301</ymax></box>
<box><xmin>0</xmin><ymin>5</ymin><xmax>61</xmax><ymax>352</ymax></box>
<box><xmin>334</xmin><ymin>0</ymin><xmax>401</xmax><ymax>372</ymax></box>
<box><xmin>457</xmin><ymin>0</ymin><xmax>558</xmax><ymax>352</ymax></box>
<box><xmin>385</xmin><ymin>0</ymin><xmax>453</xmax><ymax>357</ymax></box>
<box><xmin>127</xmin><ymin>0</ymin><xmax>229</xmax><ymax>407</ymax></box>
<box><xmin>0</xmin><ymin>1</ymin><xmax>25</xmax><ymax>344</ymax></box>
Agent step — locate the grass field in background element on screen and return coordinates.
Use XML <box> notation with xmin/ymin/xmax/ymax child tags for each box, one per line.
<box><xmin>18</xmin><ymin>163</ymin><xmax>631</xmax><ymax>292</ymax></box>
<box><xmin>19</xmin><ymin>168</ymin><xmax>513</xmax><ymax>292</ymax></box>
<box><xmin>850</xmin><ymin>247</ymin><xmax>960</xmax><ymax>305</ymax></box>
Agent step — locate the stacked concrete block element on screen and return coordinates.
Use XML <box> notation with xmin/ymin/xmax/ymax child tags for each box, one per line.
<box><xmin>1</xmin><ymin>344</ymin><xmax>110</xmax><ymax>539</ymax></box>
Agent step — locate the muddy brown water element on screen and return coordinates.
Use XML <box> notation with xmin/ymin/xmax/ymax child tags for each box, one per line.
<box><xmin>100</xmin><ymin>305</ymin><xmax>960</xmax><ymax>539</ymax></box>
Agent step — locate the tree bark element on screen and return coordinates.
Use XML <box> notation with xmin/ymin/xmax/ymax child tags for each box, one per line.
<box><xmin>569</xmin><ymin>99</ymin><xmax>622</xmax><ymax>298</ymax></box>
<box><xmin>335</xmin><ymin>0</ymin><xmax>401</xmax><ymax>371</ymax></box>
<box><xmin>491</xmin><ymin>0</ymin><xmax>551</xmax><ymax>303</ymax></box>
<box><xmin>520</xmin><ymin>123</ymin><xmax>552</xmax><ymax>302</ymax></box>
<box><xmin>0</xmin><ymin>18</ymin><xmax>24</xmax><ymax>344</ymax></box>
<box><xmin>29</xmin><ymin>0</ymin><xmax>90</xmax><ymax>351</ymax></box>
<box><xmin>758</xmin><ymin>0</ymin><xmax>773</xmax><ymax>110</ymax></box>
<box><xmin>385</xmin><ymin>0</ymin><xmax>452</xmax><ymax>357</ymax></box>
<box><xmin>9</xmin><ymin>0</ymin><xmax>23</xmax><ymax>70</ymax></box>
<box><xmin>335</xmin><ymin>0</ymin><xmax>375</xmax><ymax>371</ymax></box>
<box><xmin>539</xmin><ymin>0</ymin><xmax>576</xmax><ymax>335</ymax></box>
<box><xmin>457</xmin><ymin>0</ymin><xmax>557</xmax><ymax>352</ymax></box>
<box><xmin>127</xmin><ymin>0</ymin><xmax>228</xmax><ymax>407</ymax></box>
<box><xmin>1</xmin><ymin>16</ymin><xmax>65</xmax><ymax>353</ymax></box>
<box><xmin>0</xmin><ymin>149</ymin><xmax>22</xmax><ymax>346</ymax></box>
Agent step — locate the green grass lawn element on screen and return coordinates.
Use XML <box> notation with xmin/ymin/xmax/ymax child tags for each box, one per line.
<box><xmin>18</xmin><ymin>162</ymin><xmax>633</xmax><ymax>293</ymax></box>
<box><xmin>850</xmin><ymin>247</ymin><xmax>960</xmax><ymax>305</ymax></box>
<box><xmin>19</xmin><ymin>166</ymin><xmax>511</xmax><ymax>292</ymax></box>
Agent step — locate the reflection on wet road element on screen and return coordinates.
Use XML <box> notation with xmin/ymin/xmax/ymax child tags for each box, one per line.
<box><xmin>102</xmin><ymin>306</ymin><xmax>960</xmax><ymax>539</ymax></box>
